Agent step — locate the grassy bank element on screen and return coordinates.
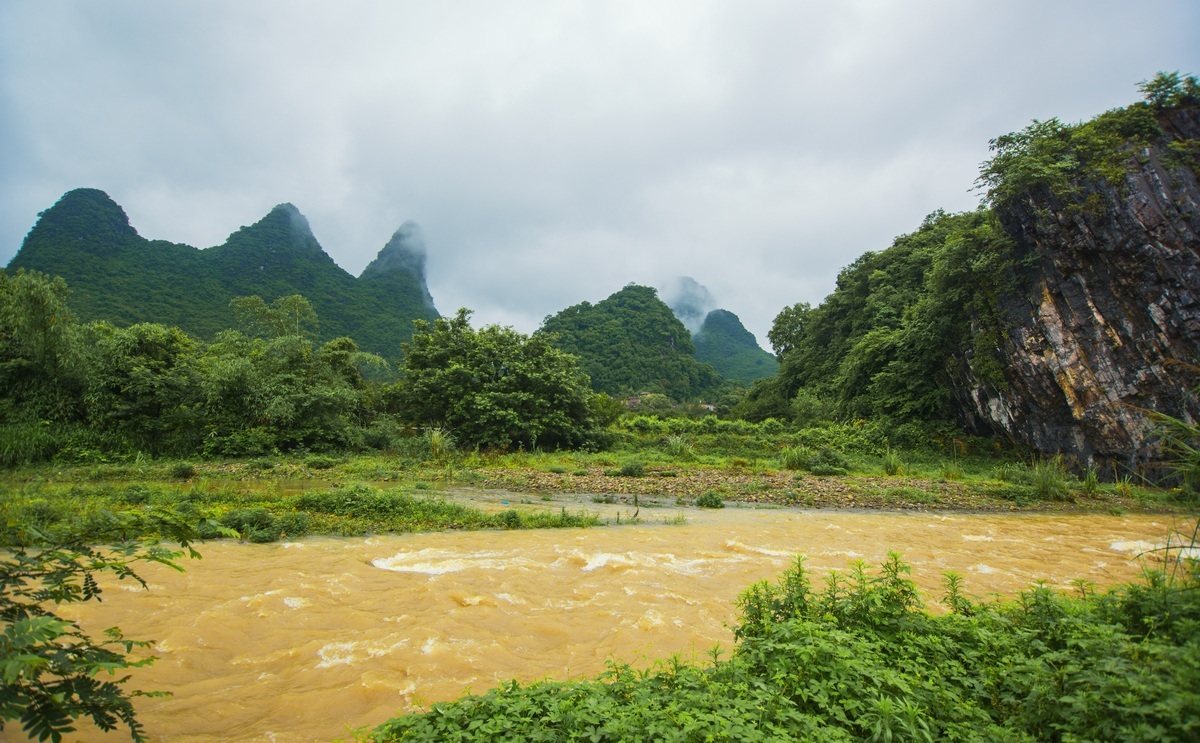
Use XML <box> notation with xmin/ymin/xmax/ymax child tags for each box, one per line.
<box><xmin>0</xmin><ymin>457</ymin><xmax>1188</xmax><ymax>548</ymax></box>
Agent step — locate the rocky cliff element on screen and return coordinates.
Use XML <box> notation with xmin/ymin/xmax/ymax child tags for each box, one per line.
<box><xmin>956</xmin><ymin>107</ymin><xmax>1200</xmax><ymax>470</ymax></box>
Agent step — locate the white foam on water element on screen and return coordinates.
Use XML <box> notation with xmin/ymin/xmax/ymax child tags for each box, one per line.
<box><xmin>283</xmin><ymin>597</ymin><xmax>311</xmax><ymax>609</ymax></box>
<box><xmin>573</xmin><ymin>549</ymin><xmax>714</xmax><ymax>576</ymax></box>
<box><xmin>495</xmin><ymin>593</ymin><xmax>526</xmax><ymax>605</ymax></box>
<box><xmin>969</xmin><ymin>564</ymin><xmax>997</xmax><ymax>574</ymax></box>
<box><xmin>373</xmin><ymin>547</ymin><xmax>532</xmax><ymax>575</ymax></box>
<box><xmin>724</xmin><ymin>539</ymin><xmax>794</xmax><ymax>557</ymax></box>
<box><xmin>316</xmin><ymin>637</ymin><xmax>409</xmax><ymax>669</ymax></box>
<box><xmin>1110</xmin><ymin>540</ymin><xmax>1158</xmax><ymax>553</ymax></box>
<box><xmin>962</xmin><ymin>535</ymin><xmax>994</xmax><ymax>542</ymax></box>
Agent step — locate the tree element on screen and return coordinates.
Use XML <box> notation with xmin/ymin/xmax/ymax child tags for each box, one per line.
<box><xmin>230</xmin><ymin>294</ymin><xmax>318</xmax><ymax>340</ymax></box>
<box><xmin>767</xmin><ymin>302</ymin><xmax>811</xmax><ymax>361</ymax></box>
<box><xmin>1138</xmin><ymin>71</ymin><xmax>1200</xmax><ymax>110</ymax></box>
<box><xmin>398</xmin><ymin>309</ymin><xmax>597</xmax><ymax>450</ymax></box>
<box><xmin>1</xmin><ymin>510</ymin><xmax>206</xmax><ymax>742</ymax></box>
<box><xmin>0</xmin><ymin>270</ymin><xmax>83</xmax><ymax>423</ymax></box>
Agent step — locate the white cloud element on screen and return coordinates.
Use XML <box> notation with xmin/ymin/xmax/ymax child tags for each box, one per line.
<box><xmin>2</xmin><ymin>0</ymin><xmax>1197</xmax><ymax>346</ymax></box>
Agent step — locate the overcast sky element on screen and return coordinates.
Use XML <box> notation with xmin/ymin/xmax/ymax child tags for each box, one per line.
<box><xmin>2</xmin><ymin>1</ymin><xmax>1197</xmax><ymax>348</ymax></box>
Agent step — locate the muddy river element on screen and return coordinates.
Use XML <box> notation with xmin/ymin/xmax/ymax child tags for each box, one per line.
<box><xmin>52</xmin><ymin>500</ymin><xmax>1186</xmax><ymax>742</ymax></box>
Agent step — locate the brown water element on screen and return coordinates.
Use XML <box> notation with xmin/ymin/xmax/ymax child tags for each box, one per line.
<box><xmin>53</xmin><ymin>505</ymin><xmax>1185</xmax><ymax>742</ymax></box>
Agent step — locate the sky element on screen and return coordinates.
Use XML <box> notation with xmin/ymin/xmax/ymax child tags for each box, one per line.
<box><xmin>2</xmin><ymin>1</ymin><xmax>1197</xmax><ymax>349</ymax></box>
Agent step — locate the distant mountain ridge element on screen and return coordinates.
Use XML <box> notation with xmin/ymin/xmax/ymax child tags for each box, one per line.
<box><xmin>5</xmin><ymin>188</ymin><xmax>439</xmax><ymax>357</ymax></box>
<box><xmin>693</xmin><ymin>309</ymin><xmax>777</xmax><ymax>383</ymax></box>
<box><xmin>662</xmin><ymin>276</ymin><xmax>777</xmax><ymax>383</ymax></box>
<box><xmin>539</xmin><ymin>284</ymin><xmax>724</xmax><ymax>400</ymax></box>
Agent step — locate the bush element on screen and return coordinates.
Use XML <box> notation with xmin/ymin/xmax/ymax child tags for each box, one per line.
<box><xmin>220</xmin><ymin>507</ymin><xmax>281</xmax><ymax>543</ymax></box>
<box><xmin>169</xmin><ymin>462</ymin><xmax>197</xmax><ymax>480</ymax></box>
<box><xmin>619</xmin><ymin>461</ymin><xmax>645</xmax><ymax>477</ymax></box>
<box><xmin>305</xmin><ymin>455</ymin><xmax>341</xmax><ymax>471</ymax></box>
<box><xmin>663</xmin><ymin>435</ymin><xmax>694</xmax><ymax>460</ymax></box>
<box><xmin>695</xmin><ymin>491</ymin><xmax>725</xmax><ymax>509</ymax></box>
<box><xmin>881</xmin><ymin>449</ymin><xmax>903</xmax><ymax>476</ymax></box>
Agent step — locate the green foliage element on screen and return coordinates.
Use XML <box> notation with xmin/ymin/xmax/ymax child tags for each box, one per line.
<box><xmin>398</xmin><ymin>308</ymin><xmax>598</xmax><ymax>451</ymax></box>
<box><xmin>539</xmin><ymin>284</ymin><xmax>724</xmax><ymax>400</ymax></box>
<box><xmin>662</xmin><ymin>434</ymin><xmax>694</xmax><ymax>460</ymax></box>
<box><xmin>1137</xmin><ymin>71</ymin><xmax>1200</xmax><ymax>110</ymax></box>
<box><xmin>6</xmin><ymin>190</ymin><xmax>439</xmax><ymax>357</ymax></box>
<box><xmin>881</xmin><ymin>448</ymin><xmax>903</xmax><ymax>476</ymax></box>
<box><xmin>618</xmin><ymin>461</ymin><xmax>645</xmax><ymax>477</ymax></box>
<box><xmin>374</xmin><ymin>553</ymin><xmax>1200</xmax><ymax>742</ymax></box>
<box><xmin>691</xmin><ymin>309</ymin><xmax>777</xmax><ymax>383</ymax></box>
<box><xmin>694</xmin><ymin>491</ymin><xmax>725</xmax><ymax>509</ymax></box>
<box><xmin>768</xmin><ymin>301</ymin><xmax>812</xmax><ymax>361</ymax></box>
<box><xmin>761</xmin><ymin>209</ymin><xmax>1018</xmax><ymax>428</ymax></box>
<box><xmin>230</xmin><ymin>294</ymin><xmax>319</xmax><ymax>340</ymax></box>
<box><xmin>0</xmin><ymin>509</ymin><xmax>204</xmax><ymax>742</ymax></box>
<box><xmin>169</xmin><ymin>462</ymin><xmax>196</xmax><ymax>480</ymax></box>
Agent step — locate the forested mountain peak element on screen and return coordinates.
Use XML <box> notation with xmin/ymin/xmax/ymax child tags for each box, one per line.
<box><xmin>5</xmin><ymin>189</ymin><xmax>441</xmax><ymax>357</ymax></box>
<box><xmin>25</xmin><ymin>188</ymin><xmax>141</xmax><ymax>250</ymax></box>
<box><xmin>693</xmin><ymin>308</ymin><xmax>778</xmax><ymax>383</ymax></box>
<box><xmin>361</xmin><ymin>221</ymin><xmax>428</xmax><ymax>283</ymax></box>
<box><xmin>539</xmin><ymin>283</ymin><xmax>724</xmax><ymax>400</ymax></box>
<box><xmin>217</xmin><ymin>201</ymin><xmax>327</xmax><ymax>258</ymax></box>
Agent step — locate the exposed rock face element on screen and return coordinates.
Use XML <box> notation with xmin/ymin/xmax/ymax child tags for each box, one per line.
<box><xmin>956</xmin><ymin>108</ymin><xmax>1200</xmax><ymax>468</ymax></box>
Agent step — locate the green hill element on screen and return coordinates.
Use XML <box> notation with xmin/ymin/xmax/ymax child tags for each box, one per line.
<box><xmin>5</xmin><ymin>188</ymin><xmax>439</xmax><ymax>357</ymax></box>
<box><xmin>539</xmin><ymin>284</ymin><xmax>724</xmax><ymax>400</ymax></box>
<box><xmin>693</xmin><ymin>309</ymin><xmax>778</xmax><ymax>383</ymax></box>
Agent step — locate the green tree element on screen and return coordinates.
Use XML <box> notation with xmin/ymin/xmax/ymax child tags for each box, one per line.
<box><xmin>767</xmin><ymin>301</ymin><xmax>811</xmax><ymax>361</ymax></box>
<box><xmin>0</xmin><ymin>270</ymin><xmax>83</xmax><ymax>423</ymax></box>
<box><xmin>1</xmin><ymin>510</ymin><xmax>207</xmax><ymax>742</ymax></box>
<box><xmin>80</xmin><ymin>322</ymin><xmax>204</xmax><ymax>455</ymax></box>
<box><xmin>1138</xmin><ymin>71</ymin><xmax>1200</xmax><ymax>110</ymax></box>
<box><xmin>398</xmin><ymin>309</ymin><xmax>597</xmax><ymax>450</ymax></box>
<box><xmin>230</xmin><ymin>294</ymin><xmax>319</xmax><ymax>340</ymax></box>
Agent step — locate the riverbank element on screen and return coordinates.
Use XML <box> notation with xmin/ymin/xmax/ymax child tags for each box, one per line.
<box><xmin>2</xmin><ymin>451</ymin><xmax>1191</xmax><ymax>548</ymax></box>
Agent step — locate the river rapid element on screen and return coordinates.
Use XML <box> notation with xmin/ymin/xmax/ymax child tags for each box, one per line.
<box><xmin>53</xmin><ymin>503</ymin><xmax>1184</xmax><ymax>742</ymax></box>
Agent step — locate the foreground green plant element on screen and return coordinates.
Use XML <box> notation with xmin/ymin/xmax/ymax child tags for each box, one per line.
<box><xmin>373</xmin><ymin>551</ymin><xmax>1200</xmax><ymax>742</ymax></box>
<box><xmin>0</xmin><ymin>509</ymin><xmax>215</xmax><ymax>742</ymax></box>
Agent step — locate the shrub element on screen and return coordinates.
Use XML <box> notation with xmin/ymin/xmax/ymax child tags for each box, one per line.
<box><xmin>305</xmin><ymin>455</ymin><xmax>341</xmax><ymax>471</ymax></box>
<box><xmin>938</xmin><ymin>462</ymin><xmax>964</xmax><ymax>481</ymax></box>
<box><xmin>695</xmin><ymin>491</ymin><xmax>725</xmax><ymax>509</ymax></box>
<box><xmin>1030</xmin><ymin>456</ymin><xmax>1070</xmax><ymax>500</ymax></box>
<box><xmin>619</xmin><ymin>461</ymin><xmax>645</xmax><ymax>477</ymax></box>
<box><xmin>663</xmin><ymin>435</ymin><xmax>694</xmax><ymax>459</ymax></box>
<box><xmin>881</xmin><ymin>449</ymin><xmax>903</xmax><ymax>476</ymax></box>
<box><xmin>170</xmin><ymin>462</ymin><xmax>197</xmax><ymax>480</ymax></box>
<box><xmin>220</xmin><ymin>507</ymin><xmax>281</xmax><ymax>543</ymax></box>
<box><xmin>495</xmin><ymin>509</ymin><xmax>521</xmax><ymax>529</ymax></box>
<box><xmin>780</xmin><ymin>445</ymin><xmax>811</xmax><ymax>471</ymax></box>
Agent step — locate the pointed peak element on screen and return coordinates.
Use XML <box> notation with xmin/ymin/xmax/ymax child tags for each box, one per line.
<box><xmin>661</xmin><ymin>276</ymin><xmax>717</xmax><ymax>334</ymax></box>
<box><xmin>361</xmin><ymin>220</ymin><xmax>428</xmax><ymax>281</ymax></box>
<box><xmin>23</xmin><ymin>188</ymin><xmax>139</xmax><ymax>248</ymax></box>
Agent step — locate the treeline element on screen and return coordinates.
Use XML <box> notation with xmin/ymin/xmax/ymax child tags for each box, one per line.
<box><xmin>0</xmin><ymin>272</ymin><xmax>603</xmax><ymax>465</ymax></box>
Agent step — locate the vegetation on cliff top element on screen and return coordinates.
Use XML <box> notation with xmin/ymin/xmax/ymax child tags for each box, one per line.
<box><xmin>744</xmin><ymin>73</ymin><xmax>1198</xmax><ymax>437</ymax></box>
